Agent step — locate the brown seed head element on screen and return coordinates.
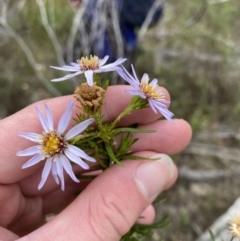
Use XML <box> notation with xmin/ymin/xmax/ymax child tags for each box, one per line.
<box><xmin>74</xmin><ymin>83</ymin><xmax>105</xmax><ymax>110</ymax></box>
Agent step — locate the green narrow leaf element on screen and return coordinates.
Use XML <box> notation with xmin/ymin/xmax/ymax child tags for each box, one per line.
<box><xmin>121</xmin><ymin>155</ymin><xmax>161</xmax><ymax>161</ymax></box>
<box><xmin>120</xmin><ymin>215</ymin><xmax>169</xmax><ymax>241</ymax></box>
<box><xmin>113</xmin><ymin>127</ymin><xmax>155</xmax><ymax>135</ymax></box>
<box><xmin>94</xmin><ymin>144</ymin><xmax>108</xmax><ymax>168</ymax></box>
<box><xmin>153</xmin><ymin>198</ymin><xmax>167</xmax><ymax>205</ymax></box>
<box><xmin>209</xmin><ymin>230</ymin><xmax>216</xmax><ymax>241</ymax></box>
<box><xmin>103</xmin><ymin>79</ymin><xmax>109</xmax><ymax>90</ymax></box>
<box><xmin>105</xmin><ymin>143</ymin><xmax>124</xmax><ymax>167</ymax></box>
<box><xmin>116</xmin><ymin>132</ymin><xmax>138</xmax><ymax>157</ymax></box>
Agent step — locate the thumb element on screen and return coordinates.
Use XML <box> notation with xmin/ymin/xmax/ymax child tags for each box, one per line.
<box><xmin>20</xmin><ymin>152</ymin><xmax>177</xmax><ymax>241</ymax></box>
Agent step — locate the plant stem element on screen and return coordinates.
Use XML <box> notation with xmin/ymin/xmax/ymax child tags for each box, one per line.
<box><xmin>111</xmin><ymin>105</ymin><xmax>133</xmax><ymax>129</ymax></box>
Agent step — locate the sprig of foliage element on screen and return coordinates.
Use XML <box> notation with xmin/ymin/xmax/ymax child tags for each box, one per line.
<box><xmin>209</xmin><ymin>230</ymin><xmax>216</xmax><ymax>241</ymax></box>
<box><xmin>120</xmin><ymin>215</ymin><xmax>169</xmax><ymax>241</ymax></box>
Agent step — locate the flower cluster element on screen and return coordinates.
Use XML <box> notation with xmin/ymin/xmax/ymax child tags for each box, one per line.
<box><xmin>17</xmin><ymin>55</ymin><xmax>174</xmax><ymax>191</ymax></box>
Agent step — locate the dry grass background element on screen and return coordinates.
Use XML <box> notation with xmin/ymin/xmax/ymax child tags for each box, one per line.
<box><xmin>1</xmin><ymin>0</ymin><xmax>240</xmax><ymax>240</ymax></box>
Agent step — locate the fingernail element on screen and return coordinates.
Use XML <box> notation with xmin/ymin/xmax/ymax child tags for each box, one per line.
<box><xmin>134</xmin><ymin>154</ymin><xmax>175</xmax><ymax>202</ymax></box>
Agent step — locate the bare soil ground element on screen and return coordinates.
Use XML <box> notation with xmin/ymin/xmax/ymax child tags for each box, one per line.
<box><xmin>151</xmin><ymin>124</ymin><xmax>240</xmax><ymax>241</ymax></box>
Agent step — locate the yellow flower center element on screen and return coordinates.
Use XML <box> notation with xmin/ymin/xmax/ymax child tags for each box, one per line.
<box><xmin>140</xmin><ymin>77</ymin><xmax>164</xmax><ymax>100</ymax></box>
<box><xmin>78</xmin><ymin>55</ymin><xmax>100</xmax><ymax>71</ymax></box>
<box><xmin>229</xmin><ymin>216</ymin><xmax>240</xmax><ymax>238</ymax></box>
<box><xmin>42</xmin><ymin>131</ymin><xmax>67</xmax><ymax>157</ymax></box>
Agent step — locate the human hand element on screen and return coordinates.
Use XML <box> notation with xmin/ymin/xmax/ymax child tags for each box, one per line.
<box><xmin>0</xmin><ymin>85</ymin><xmax>191</xmax><ymax>241</ymax></box>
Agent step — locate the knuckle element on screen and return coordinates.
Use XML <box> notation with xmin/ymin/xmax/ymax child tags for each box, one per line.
<box><xmin>86</xmin><ymin>191</ymin><xmax>131</xmax><ymax>240</ymax></box>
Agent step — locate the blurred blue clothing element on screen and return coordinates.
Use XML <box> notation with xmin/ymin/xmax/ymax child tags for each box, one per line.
<box><xmin>85</xmin><ymin>0</ymin><xmax>163</xmax><ymax>61</ymax></box>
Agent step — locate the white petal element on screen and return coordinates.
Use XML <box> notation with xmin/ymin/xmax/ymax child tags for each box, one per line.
<box><xmin>152</xmin><ymin>99</ymin><xmax>168</xmax><ymax>109</ymax></box>
<box><xmin>38</xmin><ymin>158</ymin><xmax>52</xmax><ymax>190</ymax></box>
<box><xmin>35</xmin><ymin>106</ymin><xmax>50</xmax><ymax>132</ymax></box>
<box><xmin>118</xmin><ymin>66</ymin><xmax>139</xmax><ymax>89</ymax></box>
<box><xmin>99</xmin><ymin>55</ymin><xmax>109</xmax><ymax>66</ymax></box>
<box><xmin>22</xmin><ymin>154</ymin><xmax>43</xmax><ymax>169</ymax></box>
<box><xmin>150</xmin><ymin>78</ymin><xmax>158</xmax><ymax>87</ymax></box>
<box><xmin>18</xmin><ymin>132</ymin><xmax>40</xmax><ymax>142</ymax></box>
<box><xmin>158</xmin><ymin>106</ymin><xmax>174</xmax><ymax>118</ymax></box>
<box><xmin>141</xmin><ymin>73</ymin><xmax>150</xmax><ymax>84</ymax></box>
<box><xmin>64</xmin><ymin>149</ymin><xmax>89</xmax><ymax>170</ymax></box>
<box><xmin>116</xmin><ymin>67</ymin><xmax>126</xmax><ymax>79</ymax></box>
<box><xmin>67</xmin><ymin>145</ymin><xmax>96</xmax><ymax>163</ymax></box>
<box><xmin>159</xmin><ymin>109</ymin><xmax>174</xmax><ymax>123</ymax></box>
<box><xmin>45</xmin><ymin>104</ymin><xmax>54</xmax><ymax>130</ymax></box>
<box><xmin>160</xmin><ymin>99</ymin><xmax>171</xmax><ymax>104</ymax></box>
<box><xmin>148</xmin><ymin>99</ymin><xmax>158</xmax><ymax>114</ymax></box>
<box><xmin>50</xmin><ymin>65</ymin><xmax>79</xmax><ymax>72</ymax></box>
<box><xmin>57</xmin><ymin>101</ymin><xmax>74</xmax><ymax>134</ymax></box>
<box><xmin>51</xmin><ymin>71</ymin><xmax>82</xmax><ymax>82</ymax></box>
<box><xmin>101</xmin><ymin>58</ymin><xmax>126</xmax><ymax>69</ymax></box>
<box><xmin>131</xmin><ymin>64</ymin><xmax>140</xmax><ymax>83</ymax></box>
<box><xmin>70</xmin><ymin>62</ymin><xmax>79</xmax><ymax>68</ymax></box>
<box><xmin>51</xmin><ymin>161</ymin><xmax>60</xmax><ymax>185</ymax></box>
<box><xmin>96</xmin><ymin>66</ymin><xmax>120</xmax><ymax>73</ymax></box>
<box><xmin>125</xmin><ymin>89</ymin><xmax>145</xmax><ymax>98</ymax></box>
<box><xmin>65</xmin><ymin>118</ymin><xmax>94</xmax><ymax>140</ymax></box>
<box><xmin>60</xmin><ymin>155</ymin><xmax>79</xmax><ymax>183</ymax></box>
<box><xmin>84</xmin><ymin>70</ymin><xmax>94</xmax><ymax>86</ymax></box>
<box><xmin>17</xmin><ymin>145</ymin><xmax>40</xmax><ymax>156</ymax></box>
<box><xmin>56</xmin><ymin>157</ymin><xmax>65</xmax><ymax>190</ymax></box>
<box><xmin>151</xmin><ymin>100</ymin><xmax>174</xmax><ymax>122</ymax></box>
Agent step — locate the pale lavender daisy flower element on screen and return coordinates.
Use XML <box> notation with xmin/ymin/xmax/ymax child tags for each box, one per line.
<box><xmin>117</xmin><ymin>65</ymin><xmax>174</xmax><ymax>122</ymax></box>
<box><xmin>16</xmin><ymin>101</ymin><xmax>96</xmax><ymax>190</ymax></box>
<box><xmin>50</xmin><ymin>55</ymin><xmax>126</xmax><ymax>86</ymax></box>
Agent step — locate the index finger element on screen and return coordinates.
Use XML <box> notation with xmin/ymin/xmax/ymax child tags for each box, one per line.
<box><xmin>0</xmin><ymin>85</ymin><xmax>170</xmax><ymax>184</ymax></box>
